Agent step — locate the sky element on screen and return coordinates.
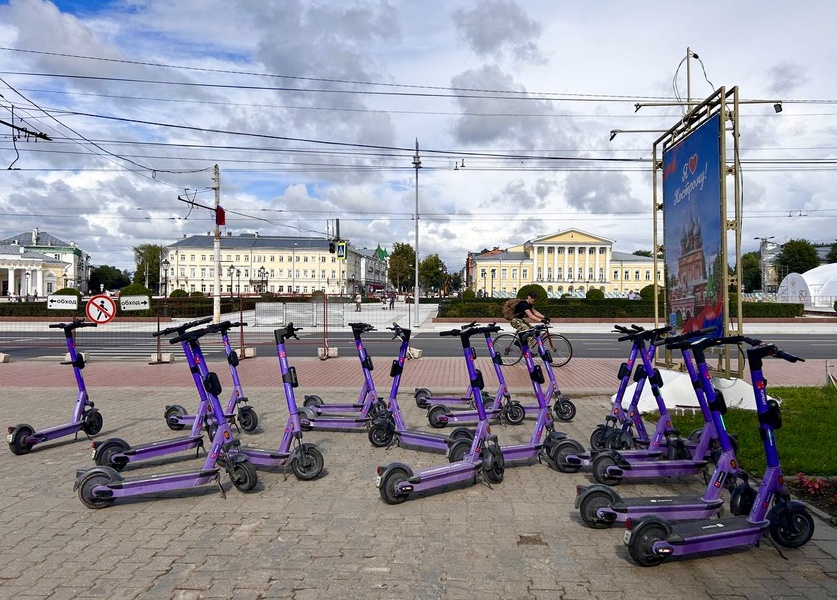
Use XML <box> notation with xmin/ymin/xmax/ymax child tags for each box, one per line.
<box><xmin>1</xmin><ymin>0</ymin><xmax>836</xmax><ymax>276</ymax></box>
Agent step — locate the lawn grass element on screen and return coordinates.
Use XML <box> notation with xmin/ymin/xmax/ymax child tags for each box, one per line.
<box><xmin>642</xmin><ymin>385</ymin><xmax>837</xmax><ymax>477</ymax></box>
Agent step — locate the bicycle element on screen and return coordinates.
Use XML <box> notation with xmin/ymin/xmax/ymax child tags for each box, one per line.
<box><xmin>493</xmin><ymin>321</ymin><xmax>572</xmax><ymax>367</ymax></box>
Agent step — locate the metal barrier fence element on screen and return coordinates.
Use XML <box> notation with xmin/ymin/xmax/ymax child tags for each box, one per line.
<box><xmin>0</xmin><ymin>295</ymin><xmax>435</xmax><ymax>362</ymax></box>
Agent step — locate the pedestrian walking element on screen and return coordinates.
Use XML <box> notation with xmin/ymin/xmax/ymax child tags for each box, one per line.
<box><xmin>354</xmin><ymin>293</ymin><xmax>362</xmax><ymax>312</ymax></box>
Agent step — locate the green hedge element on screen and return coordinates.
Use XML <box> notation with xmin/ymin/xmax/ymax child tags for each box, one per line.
<box><xmin>438</xmin><ymin>298</ymin><xmax>809</xmax><ymax>320</ymax></box>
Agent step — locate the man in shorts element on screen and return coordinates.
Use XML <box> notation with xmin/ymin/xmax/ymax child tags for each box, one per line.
<box><xmin>510</xmin><ymin>292</ymin><xmax>547</xmax><ymax>340</ymax></box>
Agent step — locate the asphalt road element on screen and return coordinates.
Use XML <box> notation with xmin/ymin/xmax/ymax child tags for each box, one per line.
<box><xmin>2</xmin><ymin>330</ymin><xmax>835</xmax><ymax>361</ymax></box>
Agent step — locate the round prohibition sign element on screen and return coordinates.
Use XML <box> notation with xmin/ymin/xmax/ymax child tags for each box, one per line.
<box><xmin>86</xmin><ymin>294</ymin><xmax>117</xmax><ymax>324</ymax></box>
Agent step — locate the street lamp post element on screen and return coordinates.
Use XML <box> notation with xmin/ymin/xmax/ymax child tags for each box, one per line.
<box><xmin>236</xmin><ymin>269</ymin><xmax>241</xmax><ymax>297</ymax></box>
<box><xmin>24</xmin><ymin>271</ymin><xmax>30</xmax><ymax>301</ymax></box>
<box><xmin>490</xmin><ymin>268</ymin><xmax>496</xmax><ymax>297</ymax></box>
<box><xmin>481</xmin><ymin>269</ymin><xmax>486</xmax><ymax>297</ymax></box>
<box><xmin>292</xmin><ymin>243</ymin><xmax>297</xmax><ymax>294</ymax></box>
<box><xmin>228</xmin><ymin>265</ymin><xmax>235</xmax><ymax>298</ymax></box>
<box><xmin>258</xmin><ymin>266</ymin><xmax>266</xmax><ymax>294</ymax></box>
<box><xmin>161</xmin><ymin>258</ymin><xmax>170</xmax><ymax>317</ymax></box>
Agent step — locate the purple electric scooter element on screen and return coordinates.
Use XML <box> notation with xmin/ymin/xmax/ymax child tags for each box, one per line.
<box><xmin>624</xmin><ymin>340</ymin><xmax>815</xmax><ymax>566</ymax></box>
<box><xmin>234</xmin><ymin>324</ymin><xmax>324</xmax><ymax>479</ymax></box>
<box><xmin>376</xmin><ymin>324</ymin><xmax>505</xmax><ymax>503</ymax></box>
<box><xmin>574</xmin><ymin>332</ymin><xmax>754</xmax><ymax>528</ymax></box>
<box><xmin>561</xmin><ymin>326</ymin><xmax>719</xmax><ymax>473</ymax></box>
<box><xmin>367</xmin><ymin>323</ymin><xmax>474</xmax><ymax>453</ymax></box>
<box><xmin>7</xmin><ymin>320</ymin><xmax>103</xmax><ymax>455</ymax></box>
<box><xmin>446</xmin><ymin>327</ymin><xmax>584</xmax><ymax>468</ymax></box>
<box><xmin>75</xmin><ymin>324</ymin><xmax>258</xmax><ymax>508</ymax></box>
<box><xmin>164</xmin><ymin>321</ymin><xmax>258</xmax><ymax>433</ymax></box>
<box><xmin>299</xmin><ymin>322</ymin><xmax>386</xmax><ymax>429</ymax></box>
<box><xmin>90</xmin><ymin>317</ymin><xmax>218</xmax><ymax>470</ymax></box>
<box><xmin>425</xmin><ymin>323</ymin><xmax>526</xmax><ymax>429</ymax></box>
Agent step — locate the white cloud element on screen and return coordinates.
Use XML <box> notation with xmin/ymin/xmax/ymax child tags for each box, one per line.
<box><xmin>1</xmin><ymin>0</ymin><xmax>836</xmax><ymax>277</ymax></box>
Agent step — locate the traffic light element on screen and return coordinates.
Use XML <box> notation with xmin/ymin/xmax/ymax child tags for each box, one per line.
<box><xmin>329</xmin><ymin>241</ymin><xmax>336</xmax><ymax>253</ymax></box>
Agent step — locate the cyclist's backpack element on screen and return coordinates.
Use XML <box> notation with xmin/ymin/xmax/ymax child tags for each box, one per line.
<box><xmin>502</xmin><ymin>298</ymin><xmax>519</xmax><ymax>321</ymax></box>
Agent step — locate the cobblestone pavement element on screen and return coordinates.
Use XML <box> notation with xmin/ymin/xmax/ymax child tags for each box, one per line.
<box><xmin>1</xmin><ymin>356</ymin><xmax>836</xmax><ymax>599</ymax></box>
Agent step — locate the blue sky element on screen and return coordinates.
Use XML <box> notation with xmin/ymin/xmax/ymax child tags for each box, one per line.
<box><xmin>1</xmin><ymin>0</ymin><xmax>836</xmax><ymax>274</ymax></box>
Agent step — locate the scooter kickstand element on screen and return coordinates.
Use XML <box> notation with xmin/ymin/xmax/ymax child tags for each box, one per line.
<box><xmin>214</xmin><ymin>472</ymin><xmax>226</xmax><ymax>499</ymax></box>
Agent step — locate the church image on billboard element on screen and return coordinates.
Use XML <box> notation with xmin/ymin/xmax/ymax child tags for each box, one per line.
<box><xmin>662</xmin><ymin>113</ymin><xmax>723</xmax><ymax>335</ymax></box>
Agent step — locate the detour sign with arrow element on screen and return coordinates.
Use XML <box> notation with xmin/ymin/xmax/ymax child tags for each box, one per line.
<box><xmin>119</xmin><ymin>295</ymin><xmax>150</xmax><ymax>312</ymax></box>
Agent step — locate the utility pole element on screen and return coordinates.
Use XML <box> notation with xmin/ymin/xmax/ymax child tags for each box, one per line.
<box><xmin>412</xmin><ymin>139</ymin><xmax>421</xmax><ymax>328</ymax></box>
<box><xmin>213</xmin><ymin>164</ymin><xmax>222</xmax><ymax>323</ymax></box>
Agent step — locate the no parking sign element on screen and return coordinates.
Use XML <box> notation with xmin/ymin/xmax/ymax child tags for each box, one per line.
<box><xmin>86</xmin><ymin>294</ymin><xmax>117</xmax><ymax>324</ymax></box>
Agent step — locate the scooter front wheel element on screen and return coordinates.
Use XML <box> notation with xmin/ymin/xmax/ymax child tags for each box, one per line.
<box><xmin>483</xmin><ymin>445</ymin><xmax>505</xmax><ymax>483</ymax></box>
<box><xmin>82</xmin><ymin>410</ymin><xmax>103</xmax><ymax>436</ymax></box>
<box><xmin>230</xmin><ymin>460</ymin><xmax>258</xmax><ymax>492</ymax></box>
<box><xmin>770</xmin><ymin>509</ymin><xmax>815</xmax><ymax>548</ymax></box>
<box><xmin>503</xmin><ymin>401</ymin><xmax>525</xmax><ymax>425</ymax></box>
<box><xmin>553</xmin><ymin>399</ymin><xmax>576</xmax><ymax>422</ymax></box>
<box><xmin>589</xmin><ymin>427</ymin><xmax>607</xmax><ymax>450</ymax></box>
<box><xmin>447</xmin><ymin>439</ymin><xmax>472</xmax><ymax>463</ymax></box>
<box><xmin>628</xmin><ymin>522</ymin><xmax>668</xmax><ymax>567</ymax></box>
<box><xmin>292</xmin><ymin>447</ymin><xmax>324</xmax><ymax>481</ymax></box>
<box><xmin>237</xmin><ymin>406</ymin><xmax>258</xmax><ymax>433</ymax></box>
<box><xmin>8</xmin><ymin>425</ymin><xmax>34</xmax><ymax>455</ymax></box>
<box><xmin>449</xmin><ymin>427</ymin><xmax>474</xmax><ymax>442</ymax></box>
<box><xmin>368</xmin><ymin>421</ymin><xmax>395</xmax><ymax>448</ymax></box>
<box><xmin>77</xmin><ymin>471</ymin><xmax>115</xmax><ymax>509</ymax></box>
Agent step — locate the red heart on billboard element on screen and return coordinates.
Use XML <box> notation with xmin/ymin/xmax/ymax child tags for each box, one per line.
<box><xmin>688</xmin><ymin>154</ymin><xmax>698</xmax><ymax>174</ymax></box>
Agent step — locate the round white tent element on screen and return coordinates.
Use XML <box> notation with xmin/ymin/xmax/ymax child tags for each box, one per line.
<box><xmin>776</xmin><ymin>262</ymin><xmax>837</xmax><ymax>312</ymax></box>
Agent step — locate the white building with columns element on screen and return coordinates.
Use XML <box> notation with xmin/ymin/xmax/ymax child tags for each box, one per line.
<box><xmin>0</xmin><ymin>228</ymin><xmax>91</xmax><ymax>297</ymax></box>
<box><xmin>470</xmin><ymin>228</ymin><xmax>662</xmax><ymax>298</ymax></box>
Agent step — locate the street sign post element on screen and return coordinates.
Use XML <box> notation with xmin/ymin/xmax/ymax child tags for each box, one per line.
<box><xmin>120</xmin><ymin>295</ymin><xmax>150</xmax><ymax>312</ymax></box>
<box><xmin>47</xmin><ymin>295</ymin><xmax>78</xmax><ymax>310</ymax></box>
<box><xmin>85</xmin><ymin>294</ymin><xmax>116</xmax><ymax>324</ymax></box>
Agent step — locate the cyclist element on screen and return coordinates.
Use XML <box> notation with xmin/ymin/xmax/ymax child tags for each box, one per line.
<box><xmin>510</xmin><ymin>292</ymin><xmax>547</xmax><ymax>341</ymax></box>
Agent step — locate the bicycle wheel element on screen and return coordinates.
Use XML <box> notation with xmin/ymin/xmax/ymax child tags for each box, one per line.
<box><xmin>547</xmin><ymin>333</ymin><xmax>572</xmax><ymax>367</ymax></box>
<box><xmin>493</xmin><ymin>333</ymin><xmax>523</xmax><ymax>366</ymax></box>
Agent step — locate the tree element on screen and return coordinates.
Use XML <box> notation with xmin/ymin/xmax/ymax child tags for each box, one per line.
<box><xmin>89</xmin><ymin>265</ymin><xmax>130</xmax><ymax>293</ymax></box>
<box><xmin>825</xmin><ymin>241</ymin><xmax>837</xmax><ymax>264</ymax></box>
<box><xmin>632</xmin><ymin>250</ymin><xmax>653</xmax><ymax>258</ymax></box>
<box><xmin>387</xmin><ymin>242</ymin><xmax>415</xmax><ymax>292</ymax></box>
<box><xmin>418</xmin><ymin>253</ymin><xmax>446</xmax><ymax>294</ymax></box>
<box><xmin>132</xmin><ymin>244</ymin><xmax>165</xmax><ymax>292</ymax></box>
<box><xmin>739</xmin><ymin>251</ymin><xmax>761</xmax><ymax>292</ymax></box>
<box><xmin>776</xmin><ymin>239</ymin><xmax>820</xmax><ymax>276</ymax></box>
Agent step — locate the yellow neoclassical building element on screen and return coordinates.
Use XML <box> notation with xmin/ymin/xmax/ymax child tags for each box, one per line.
<box><xmin>468</xmin><ymin>228</ymin><xmax>663</xmax><ymax>298</ymax></box>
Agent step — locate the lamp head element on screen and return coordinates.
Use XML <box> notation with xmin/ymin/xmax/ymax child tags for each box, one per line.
<box><xmin>773</xmin><ymin>102</ymin><xmax>782</xmax><ymax>113</ymax></box>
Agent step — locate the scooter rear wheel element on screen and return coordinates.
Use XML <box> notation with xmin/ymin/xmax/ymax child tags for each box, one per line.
<box><xmin>447</xmin><ymin>439</ymin><xmax>472</xmax><ymax>463</ymax></box>
<box><xmin>237</xmin><ymin>406</ymin><xmax>259</xmax><ymax>433</ymax></box>
<box><xmin>415</xmin><ymin>388</ymin><xmax>432</xmax><ymax>408</ymax></box>
<box><xmin>449</xmin><ymin>427</ymin><xmax>474</xmax><ymax>442</ymax></box>
<box><xmin>628</xmin><ymin>522</ymin><xmax>667</xmax><ymax>567</ymax></box>
<box><xmin>230</xmin><ymin>460</ymin><xmax>258</xmax><ymax>492</ymax></box>
<box><xmin>579</xmin><ymin>491</ymin><xmax>616</xmax><ymax>529</ymax></box>
<box><xmin>8</xmin><ymin>425</ymin><xmax>34</xmax><ymax>456</ymax></box>
<box><xmin>82</xmin><ymin>410</ymin><xmax>103</xmax><ymax>436</ymax></box>
<box><xmin>550</xmin><ymin>440</ymin><xmax>583</xmax><ymax>473</ymax></box>
<box><xmin>77</xmin><ymin>471</ymin><xmax>115</xmax><ymax>509</ymax></box>
<box><xmin>303</xmin><ymin>395</ymin><xmax>323</xmax><ymax>408</ymax></box>
<box><xmin>592</xmin><ymin>454</ymin><xmax>623</xmax><ymax>485</ymax></box>
<box><xmin>380</xmin><ymin>467</ymin><xmax>411</xmax><ymax>505</ymax></box>
<box><xmin>292</xmin><ymin>447</ymin><xmax>324</xmax><ymax>481</ymax></box>
<box><xmin>94</xmin><ymin>438</ymin><xmax>129</xmax><ymax>471</ymax></box>
<box><xmin>164</xmin><ymin>405</ymin><xmax>187</xmax><ymax>431</ymax></box>
<box><xmin>427</xmin><ymin>405</ymin><xmax>448</xmax><ymax>429</ymax></box>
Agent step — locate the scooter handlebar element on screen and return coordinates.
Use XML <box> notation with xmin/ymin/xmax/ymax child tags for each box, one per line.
<box><xmin>439</xmin><ymin>329</ymin><xmax>461</xmax><ymax>337</ymax></box>
<box><xmin>49</xmin><ymin>320</ymin><xmax>97</xmax><ymax>331</ymax></box>
<box><xmin>153</xmin><ymin>316</ymin><xmax>213</xmax><ymax>337</ymax></box>
<box><xmin>274</xmin><ymin>323</ymin><xmax>301</xmax><ymax>344</ymax></box>
<box><xmin>773</xmin><ymin>347</ymin><xmax>804</xmax><ymax>363</ymax></box>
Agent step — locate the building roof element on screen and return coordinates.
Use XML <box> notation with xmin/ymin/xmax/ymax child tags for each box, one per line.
<box><xmin>170</xmin><ymin>234</ymin><xmax>331</xmax><ymax>251</ymax></box>
<box><xmin>0</xmin><ymin>230</ymin><xmax>72</xmax><ymax>247</ymax></box>
<box><xmin>474</xmin><ymin>250</ymin><xmax>529</xmax><ymax>262</ymax></box>
<box><xmin>0</xmin><ymin>244</ymin><xmax>68</xmax><ymax>264</ymax></box>
<box><xmin>611</xmin><ymin>251</ymin><xmax>655</xmax><ymax>263</ymax></box>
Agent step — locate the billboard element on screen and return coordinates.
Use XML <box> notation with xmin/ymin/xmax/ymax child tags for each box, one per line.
<box><xmin>662</xmin><ymin>112</ymin><xmax>723</xmax><ymax>335</ymax></box>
